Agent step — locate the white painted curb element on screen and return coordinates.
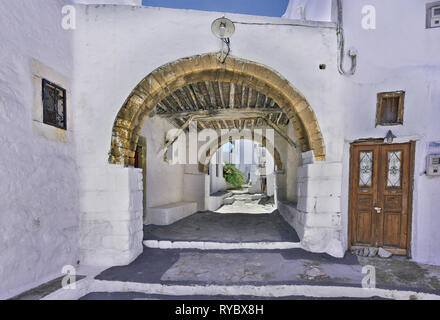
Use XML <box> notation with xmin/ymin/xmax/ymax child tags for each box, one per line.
<box><xmin>143</xmin><ymin>240</ymin><xmax>302</xmax><ymax>250</ymax></box>
<box><xmin>43</xmin><ymin>279</ymin><xmax>440</xmax><ymax>300</ymax></box>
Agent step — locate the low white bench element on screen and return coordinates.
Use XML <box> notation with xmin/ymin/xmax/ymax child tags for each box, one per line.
<box><xmin>149</xmin><ymin>201</ymin><xmax>198</xmax><ymax>225</ymax></box>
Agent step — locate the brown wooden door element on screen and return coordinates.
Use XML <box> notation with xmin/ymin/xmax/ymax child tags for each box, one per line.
<box><xmin>349</xmin><ymin>142</ymin><xmax>414</xmax><ymax>255</ymax></box>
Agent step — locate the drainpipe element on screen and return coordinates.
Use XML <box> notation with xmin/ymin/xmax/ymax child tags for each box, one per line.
<box><xmin>336</xmin><ymin>0</ymin><xmax>357</xmax><ymax>75</ymax></box>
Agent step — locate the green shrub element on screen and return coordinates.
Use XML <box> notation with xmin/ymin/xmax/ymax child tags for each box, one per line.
<box><xmin>223</xmin><ymin>163</ymin><xmax>246</xmax><ymax>187</ymax></box>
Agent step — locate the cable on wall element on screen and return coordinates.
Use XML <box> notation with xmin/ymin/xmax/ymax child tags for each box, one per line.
<box><xmin>336</xmin><ymin>0</ymin><xmax>357</xmax><ymax>76</ymax></box>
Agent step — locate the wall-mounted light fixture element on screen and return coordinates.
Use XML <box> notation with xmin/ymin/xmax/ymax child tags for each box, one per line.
<box><xmin>211</xmin><ymin>17</ymin><xmax>235</xmax><ymax>39</ymax></box>
<box><xmin>384</xmin><ymin>130</ymin><xmax>396</xmax><ymax>144</ymax></box>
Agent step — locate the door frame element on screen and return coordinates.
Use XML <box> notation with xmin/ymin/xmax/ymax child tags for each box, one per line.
<box><xmin>348</xmin><ymin>140</ymin><xmax>416</xmax><ymax>256</ymax></box>
<box><xmin>135</xmin><ymin>136</ymin><xmax>147</xmax><ymax>223</ymax></box>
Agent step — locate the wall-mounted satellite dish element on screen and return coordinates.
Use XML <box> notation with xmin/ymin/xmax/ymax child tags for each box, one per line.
<box><xmin>211</xmin><ymin>17</ymin><xmax>235</xmax><ymax>39</ymax></box>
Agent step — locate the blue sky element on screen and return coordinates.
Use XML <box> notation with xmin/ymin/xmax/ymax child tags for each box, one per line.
<box><xmin>141</xmin><ymin>0</ymin><xmax>289</xmax><ymax>17</ymax></box>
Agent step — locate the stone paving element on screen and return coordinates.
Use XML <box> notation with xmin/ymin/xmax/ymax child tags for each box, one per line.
<box><xmin>216</xmin><ymin>191</ymin><xmax>276</xmax><ymax>214</ymax></box>
<box><xmin>91</xmin><ymin>247</ymin><xmax>440</xmax><ymax>295</ymax></box>
<box><xmin>65</xmin><ymin>198</ymin><xmax>440</xmax><ymax>300</ymax></box>
<box><xmin>103</xmin><ymin>198</ymin><xmax>440</xmax><ymax>300</ymax></box>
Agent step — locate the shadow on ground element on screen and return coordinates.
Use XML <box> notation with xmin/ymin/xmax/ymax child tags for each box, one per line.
<box><xmin>144</xmin><ymin>210</ymin><xmax>300</xmax><ymax>243</ymax></box>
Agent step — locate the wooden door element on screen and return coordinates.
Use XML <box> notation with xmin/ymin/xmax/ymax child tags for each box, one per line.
<box><xmin>349</xmin><ymin>142</ymin><xmax>414</xmax><ymax>255</ymax></box>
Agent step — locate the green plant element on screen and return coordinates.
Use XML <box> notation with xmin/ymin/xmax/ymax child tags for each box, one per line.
<box><xmin>223</xmin><ymin>163</ymin><xmax>246</xmax><ymax>187</ymax></box>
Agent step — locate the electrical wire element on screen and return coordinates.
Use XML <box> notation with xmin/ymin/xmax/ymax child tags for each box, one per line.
<box><xmin>221</xmin><ymin>38</ymin><xmax>231</xmax><ymax>64</ymax></box>
<box><xmin>231</xmin><ymin>20</ymin><xmax>336</xmax><ymax>29</ymax></box>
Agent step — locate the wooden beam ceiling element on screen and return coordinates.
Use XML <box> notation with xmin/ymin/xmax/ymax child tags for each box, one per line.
<box><xmin>152</xmin><ymin>81</ymin><xmax>291</xmax><ymax>131</ymax></box>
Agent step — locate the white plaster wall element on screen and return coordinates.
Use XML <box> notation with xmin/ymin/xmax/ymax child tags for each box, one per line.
<box><xmin>209</xmin><ymin>150</ymin><xmax>226</xmax><ymax>195</ymax></box>
<box><xmin>339</xmin><ymin>0</ymin><xmax>440</xmax><ymax>265</ymax></box>
<box><xmin>139</xmin><ymin>117</ymin><xmax>184</xmax><ymax>215</ymax></box>
<box><xmin>0</xmin><ymin>0</ymin><xmax>79</xmax><ymax>298</ymax></box>
<box><xmin>73</xmin><ymin>0</ymin><xmax>142</xmax><ymax>5</ymax></box>
<box><xmin>283</xmin><ymin>0</ymin><xmax>335</xmax><ymax>22</ymax></box>
<box><xmin>285</xmin><ymin>123</ymin><xmax>302</xmax><ymax>203</ymax></box>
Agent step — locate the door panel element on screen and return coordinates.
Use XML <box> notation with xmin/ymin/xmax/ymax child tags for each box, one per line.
<box><xmin>350</xmin><ymin>142</ymin><xmax>413</xmax><ymax>255</ymax></box>
<box><xmin>350</xmin><ymin>145</ymin><xmax>379</xmax><ymax>246</ymax></box>
<box><xmin>378</xmin><ymin>144</ymin><xmax>410</xmax><ymax>250</ymax></box>
<box><xmin>356</xmin><ymin>211</ymin><xmax>373</xmax><ymax>244</ymax></box>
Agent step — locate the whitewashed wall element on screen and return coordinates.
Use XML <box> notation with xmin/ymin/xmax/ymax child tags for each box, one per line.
<box><xmin>339</xmin><ymin>0</ymin><xmax>440</xmax><ymax>265</ymax></box>
<box><xmin>140</xmin><ymin>117</ymin><xmax>185</xmax><ymax>220</ymax></box>
<box><xmin>283</xmin><ymin>0</ymin><xmax>335</xmax><ymax>22</ymax></box>
<box><xmin>73</xmin><ymin>0</ymin><xmax>141</xmax><ymax>5</ymax></box>
<box><xmin>2</xmin><ymin>0</ymin><xmax>438</xmax><ymax>300</ymax></box>
<box><xmin>73</xmin><ymin>4</ymin><xmax>344</xmax><ymax>262</ymax></box>
<box><xmin>209</xmin><ymin>151</ymin><xmax>226</xmax><ymax>195</ymax></box>
<box><xmin>283</xmin><ymin>123</ymin><xmax>302</xmax><ymax>203</ymax></box>
<box><xmin>0</xmin><ymin>0</ymin><xmax>79</xmax><ymax>299</ymax></box>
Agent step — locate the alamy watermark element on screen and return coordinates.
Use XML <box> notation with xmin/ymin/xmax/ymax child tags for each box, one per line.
<box><xmin>61</xmin><ymin>265</ymin><xmax>77</xmax><ymax>290</ymax></box>
<box><xmin>361</xmin><ymin>5</ymin><xmax>376</xmax><ymax>30</ymax></box>
<box><xmin>362</xmin><ymin>265</ymin><xmax>376</xmax><ymax>289</ymax></box>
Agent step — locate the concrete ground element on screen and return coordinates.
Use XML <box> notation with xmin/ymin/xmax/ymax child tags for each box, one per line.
<box><xmin>85</xmin><ymin>247</ymin><xmax>440</xmax><ymax>298</ymax></box>
<box><xmin>22</xmin><ymin>200</ymin><xmax>440</xmax><ymax>300</ymax></box>
<box><xmin>102</xmin><ymin>201</ymin><xmax>440</xmax><ymax>300</ymax></box>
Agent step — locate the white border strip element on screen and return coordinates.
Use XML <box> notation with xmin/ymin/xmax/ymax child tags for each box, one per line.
<box><xmin>43</xmin><ymin>279</ymin><xmax>440</xmax><ymax>300</ymax></box>
<box><xmin>143</xmin><ymin>240</ymin><xmax>302</xmax><ymax>250</ymax></box>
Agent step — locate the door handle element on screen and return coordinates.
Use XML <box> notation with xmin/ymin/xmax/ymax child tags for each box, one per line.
<box><xmin>374</xmin><ymin>207</ymin><xmax>382</xmax><ymax>214</ymax></box>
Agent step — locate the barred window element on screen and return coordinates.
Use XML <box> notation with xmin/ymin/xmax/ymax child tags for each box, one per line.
<box><xmin>42</xmin><ymin>79</ymin><xmax>66</xmax><ymax>130</ymax></box>
<box><xmin>376</xmin><ymin>91</ymin><xmax>405</xmax><ymax>126</ymax></box>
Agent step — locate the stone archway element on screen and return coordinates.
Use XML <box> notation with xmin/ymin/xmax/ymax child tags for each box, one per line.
<box><xmin>100</xmin><ymin>53</ymin><xmax>345</xmax><ymax>262</ymax></box>
<box><xmin>108</xmin><ymin>53</ymin><xmax>325</xmax><ymax>166</ymax></box>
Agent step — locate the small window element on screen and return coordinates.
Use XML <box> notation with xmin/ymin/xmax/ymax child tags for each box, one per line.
<box><xmin>376</xmin><ymin>91</ymin><xmax>405</xmax><ymax>126</ymax></box>
<box><xmin>427</xmin><ymin>2</ymin><xmax>440</xmax><ymax>28</ymax></box>
<box><xmin>42</xmin><ymin>79</ymin><xmax>66</xmax><ymax>130</ymax></box>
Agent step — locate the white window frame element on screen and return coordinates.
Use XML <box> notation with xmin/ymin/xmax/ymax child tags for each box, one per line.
<box><xmin>426</xmin><ymin>2</ymin><xmax>440</xmax><ymax>28</ymax></box>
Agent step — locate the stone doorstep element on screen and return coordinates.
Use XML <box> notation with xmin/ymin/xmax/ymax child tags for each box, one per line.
<box><xmin>351</xmin><ymin>246</ymin><xmax>394</xmax><ymax>258</ymax></box>
<box><xmin>143</xmin><ymin>240</ymin><xmax>302</xmax><ymax>250</ymax></box>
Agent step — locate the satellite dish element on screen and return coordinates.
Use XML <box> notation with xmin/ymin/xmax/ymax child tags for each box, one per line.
<box><xmin>211</xmin><ymin>17</ymin><xmax>235</xmax><ymax>39</ymax></box>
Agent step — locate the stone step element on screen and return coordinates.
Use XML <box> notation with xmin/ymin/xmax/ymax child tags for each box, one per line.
<box><xmin>143</xmin><ymin>240</ymin><xmax>301</xmax><ymax>250</ymax></box>
<box><xmin>44</xmin><ymin>279</ymin><xmax>440</xmax><ymax>300</ymax></box>
<box><xmin>79</xmin><ymin>291</ymin><xmax>391</xmax><ymax>300</ymax></box>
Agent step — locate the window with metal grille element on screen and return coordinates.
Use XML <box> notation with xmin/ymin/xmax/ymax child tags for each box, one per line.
<box><xmin>427</xmin><ymin>2</ymin><xmax>440</xmax><ymax>28</ymax></box>
<box><xmin>42</xmin><ymin>79</ymin><xmax>66</xmax><ymax>130</ymax></box>
<box><xmin>376</xmin><ymin>91</ymin><xmax>405</xmax><ymax>126</ymax></box>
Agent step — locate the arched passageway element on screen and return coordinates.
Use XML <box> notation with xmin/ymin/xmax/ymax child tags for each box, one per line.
<box><xmin>91</xmin><ymin>53</ymin><xmax>344</xmax><ymax>267</ymax></box>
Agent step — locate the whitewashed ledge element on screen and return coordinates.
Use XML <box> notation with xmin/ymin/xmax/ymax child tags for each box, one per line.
<box><xmin>143</xmin><ymin>240</ymin><xmax>302</xmax><ymax>250</ymax></box>
<box><xmin>43</xmin><ymin>279</ymin><xmax>440</xmax><ymax>300</ymax></box>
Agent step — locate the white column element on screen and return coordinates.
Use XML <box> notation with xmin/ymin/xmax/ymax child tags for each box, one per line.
<box><xmin>296</xmin><ymin>151</ymin><xmax>344</xmax><ymax>257</ymax></box>
<box><xmin>78</xmin><ymin>165</ymin><xmax>144</xmax><ymax>266</ymax></box>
